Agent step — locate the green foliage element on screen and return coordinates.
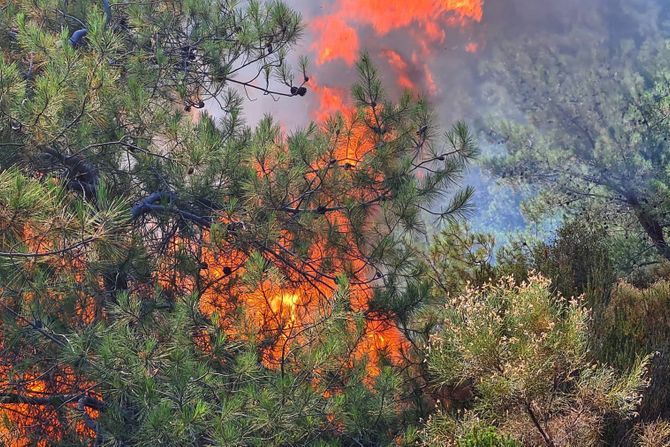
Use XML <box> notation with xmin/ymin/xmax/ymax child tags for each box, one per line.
<box><xmin>9</xmin><ymin>1</ymin><xmax>670</xmax><ymax>446</ymax></box>
<box><xmin>496</xmin><ymin>217</ymin><xmax>615</xmax><ymax>299</ymax></box>
<box><xmin>0</xmin><ymin>1</ymin><xmax>476</xmax><ymax>445</ymax></box>
<box><xmin>64</xmin><ymin>288</ymin><xmax>407</xmax><ymax>446</ymax></box>
<box><xmin>401</xmin><ymin>222</ymin><xmax>497</xmax><ymax>357</ymax></box>
<box><xmin>418</xmin><ymin>416</ymin><xmax>521</xmax><ymax>447</ymax></box>
<box><xmin>482</xmin><ymin>14</ymin><xmax>670</xmax><ymax>264</ymax></box>
<box><xmin>457</xmin><ymin>427</ymin><xmax>520</xmax><ymax>447</ymax></box>
<box><xmin>426</xmin><ymin>222</ymin><xmax>495</xmax><ymax>296</ymax></box>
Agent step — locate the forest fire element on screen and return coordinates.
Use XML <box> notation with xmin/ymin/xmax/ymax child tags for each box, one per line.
<box><xmin>238</xmin><ymin>0</ymin><xmax>483</xmax><ymax>383</ymax></box>
<box><xmin>382</xmin><ymin>49</ymin><xmax>418</xmax><ymax>91</ymax></box>
<box><xmin>0</xmin><ymin>368</ymin><xmax>100</xmax><ymax>446</ymax></box>
<box><xmin>0</xmin><ymin>0</ymin><xmax>484</xmax><ymax>444</ymax></box>
<box><xmin>311</xmin><ymin>0</ymin><xmax>483</xmax><ymax>66</ymax></box>
<box><xmin>306</xmin><ymin>0</ymin><xmax>484</xmax><ymax>125</ymax></box>
<box><xmin>158</xmin><ymin>133</ymin><xmax>408</xmax><ymax>374</ymax></box>
<box><xmin>7</xmin><ymin>0</ymin><xmax>670</xmax><ymax>445</ymax></box>
<box><xmin>0</xmin><ymin>227</ymin><xmax>102</xmax><ymax>445</ymax></box>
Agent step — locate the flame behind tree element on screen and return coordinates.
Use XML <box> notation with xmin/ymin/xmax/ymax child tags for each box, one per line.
<box><xmin>0</xmin><ymin>0</ymin><xmax>476</xmax><ymax>445</ymax></box>
<box><xmin>156</xmin><ymin>57</ymin><xmax>477</xmax><ymax>372</ymax></box>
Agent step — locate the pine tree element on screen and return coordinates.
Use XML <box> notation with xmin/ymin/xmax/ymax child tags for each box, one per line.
<box><xmin>0</xmin><ymin>1</ymin><xmax>475</xmax><ymax>445</ymax></box>
<box><xmin>480</xmin><ymin>16</ymin><xmax>670</xmax><ymax>265</ymax></box>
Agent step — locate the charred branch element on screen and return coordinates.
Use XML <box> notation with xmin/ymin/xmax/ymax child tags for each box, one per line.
<box><xmin>68</xmin><ymin>28</ymin><xmax>87</xmax><ymax>46</ymax></box>
<box><xmin>626</xmin><ymin>194</ymin><xmax>670</xmax><ymax>261</ymax></box>
<box><xmin>78</xmin><ymin>396</ymin><xmax>102</xmax><ymax>444</ymax></box>
<box><xmin>43</xmin><ymin>148</ymin><xmax>99</xmax><ymax>199</ymax></box>
<box><xmin>68</xmin><ymin>0</ymin><xmax>111</xmax><ymax>46</ymax></box>
<box><xmin>131</xmin><ymin>192</ymin><xmax>213</xmax><ymax>228</ymax></box>
<box><xmin>525</xmin><ymin>401</ymin><xmax>556</xmax><ymax>447</ymax></box>
<box><xmin>0</xmin><ymin>237</ymin><xmax>97</xmax><ymax>259</ymax></box>
<box><xmin>277</xmin><ymin>194</ymin><xmax>389</xmax><ymax>215</ymax></box>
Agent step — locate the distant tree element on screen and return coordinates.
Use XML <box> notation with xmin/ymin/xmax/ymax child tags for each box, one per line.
<box><xmin>481</xmin><ymin>23</ymin><xmax>670</xmax><ymax>265</ymax></box>
<box><xmin>494</xmin><ymin>217</ymin><xmax>615</xmax><ymax>299</ymax></box>
<box><xmin>422</xmin><ymin>274</ymin><xmax>649</xmax><ymax>447</ymax></box>
<box><xmin>0</xmin><ymin>0</ymin><xmax>477</xmax><ymax>444</ymax></box>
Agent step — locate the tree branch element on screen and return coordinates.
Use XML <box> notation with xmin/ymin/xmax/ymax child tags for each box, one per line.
<box><xmin>0</xmin><ymin>392</ymin><xmax>104</xmax><ymax>410</ymax></box>
<box><xmin>0</xmin><ymin>237</ymin><xmax>97</xmax><ymax>258</ymax></box>
<box><xmin>131</xmin><ymin>192</ymin><xmax>213</xmax><ymax>227</ymax></box>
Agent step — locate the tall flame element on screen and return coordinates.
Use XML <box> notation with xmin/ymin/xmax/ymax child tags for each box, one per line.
<box><xmin>311</xmin><ymin>0</ymin><xmax>483</xmax><ymax>66</ymax></box>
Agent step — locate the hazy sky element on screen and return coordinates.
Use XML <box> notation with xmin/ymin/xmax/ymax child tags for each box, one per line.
<box><xmin>229</xmin><ymin>0</ymin><xmax>667</xmax><ymax>235</ymax></box>
<box><xmin>238</xmin><ymin>0</ymin><xmax>627</xmax><ymax>130</ymax></box>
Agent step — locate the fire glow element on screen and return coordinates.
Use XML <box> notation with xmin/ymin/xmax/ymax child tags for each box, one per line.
<box><xmin>0</xmin><ymin>228</ymin><xmax>99</xmax><ymax>445</ymax></box>
<box><xmin>157</xmin><ymin>118</ymin><xmax>409</xmax><ymax>376</ymax></box>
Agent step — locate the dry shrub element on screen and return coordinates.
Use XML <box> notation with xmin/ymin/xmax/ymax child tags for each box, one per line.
<box><xmin>636</xmin><ymin>420</ymin><xmax>670</xmax><ymax>447</ymax></box>
<box><xmin>593</xmin><ymin>281</ymin><xmax>670</xmax><ymax>419</ymax></box>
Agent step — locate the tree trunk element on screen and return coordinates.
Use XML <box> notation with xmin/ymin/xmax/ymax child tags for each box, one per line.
<box><xmin>628</xmin><ymin>196</ymin><xmax>670</xmax><ymax>262</ymax></box>
<box><xmin>526</xmin><ymin>402</ymin><xmax>556</xmax><ymax>447</ymax></box>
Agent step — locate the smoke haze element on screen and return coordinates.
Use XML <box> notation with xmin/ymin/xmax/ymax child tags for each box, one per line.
<box><xmin>232</xmin><ymin>0</ymin><xmax>669</xmax><ymax>235</ymax></box>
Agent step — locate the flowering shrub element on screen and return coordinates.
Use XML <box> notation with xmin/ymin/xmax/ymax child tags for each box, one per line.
<box><xmin>422</xmin><ymin>274</ymin><xmax>649</xmax><ymax>446</ymax></box>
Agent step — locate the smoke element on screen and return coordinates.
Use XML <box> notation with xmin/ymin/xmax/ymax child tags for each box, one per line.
<box><xmin>239</xmin><ymin>0</ymin><xmax>483</xmax><ymax>128</ymax></box>
<box><xmin>230</xmin><ymin>0</ymin><xmax>669</xmax><ymax>236</ymax></box>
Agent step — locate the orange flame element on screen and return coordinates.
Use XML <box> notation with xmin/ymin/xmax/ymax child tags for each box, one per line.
<box><xmin>311</xmin><ymin>0</ymin><xmax>484</xmax><ymax>66</ymax></box>
<box><xmin>2</xmin><ymin>1</ymin><xmax>487</xmax><ymax>440</ymax></box>
<box><xmin>311</xmin><ymin>79</ymin><xmax>350</xmax><ymax>122</ymax></box>
<box><xmin>153</xmin><ymin>111</ymin><xmax>407</xmax><ymax>375</ymax></box>
<box><xmin>382</xmin><ymin>49</ymin><xmax>417</xmax><ymax>91</ymax></box>
<box><xmin>307</xmin><ymin>0</ymin><xmax>484</xmax><ymax>127</ymax></box>
<box><xmin>0</xmin><ymin>225</ymin><xmax>101</xmax><ymax>445</ymax></box>
<box><xmin>164</xmin><ymin>219</ymin><xmax>408</xmax><ymax>374</ymax></box>
<box><xmin>0</xmin><ymin>366</ymin><xmax>100</xmax><ymax>446</ymax></box>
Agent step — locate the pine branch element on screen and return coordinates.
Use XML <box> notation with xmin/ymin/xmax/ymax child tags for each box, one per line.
<box><xmin>131</xmin><ymin>192</ymin><xmax>213</xmax><ymax>227</ymax></box>
<box><xmin>0</xmin><ymin>237</ymin><xmax>97</xmax><ymax>258</ymax></box>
